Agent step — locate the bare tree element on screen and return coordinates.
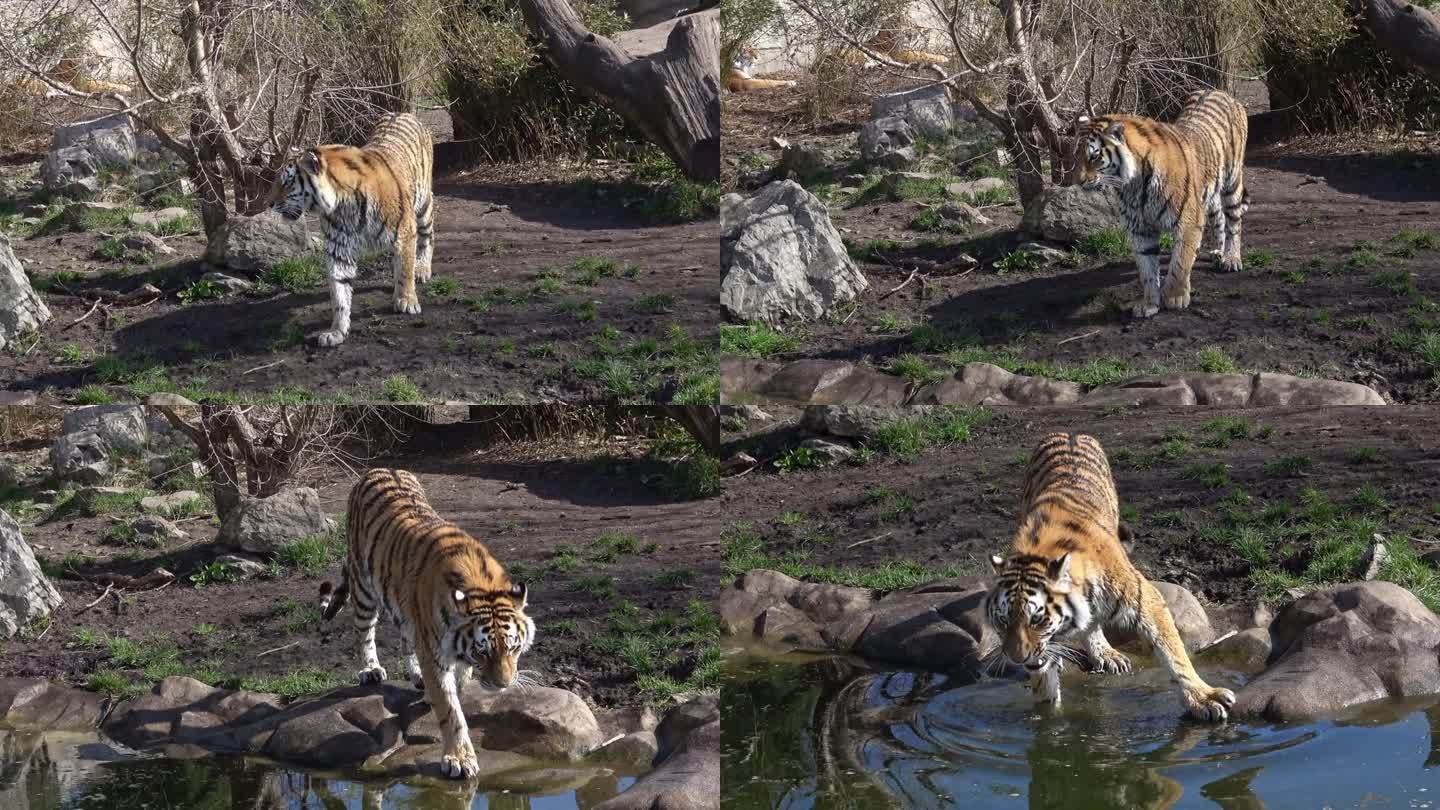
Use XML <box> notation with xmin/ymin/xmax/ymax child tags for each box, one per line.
<box><xmin>516</xmin><ymin>0</ymin><xmax>720</xmax><ymax>181</ymax></box>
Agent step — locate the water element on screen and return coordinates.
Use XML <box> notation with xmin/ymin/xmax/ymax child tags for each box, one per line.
<box><xmin>0</xmin><ymin>727</ymin><xmax>635</xmax><ymax>810</ymax></box>
<box><xmin>722</xmin><ymin>646</ymin><xmax>1440</xmax><ymax>809</ymax></box>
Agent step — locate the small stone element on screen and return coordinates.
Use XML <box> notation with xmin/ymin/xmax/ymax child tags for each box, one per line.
<box><xmin>199</xmin><ymin>272</ymin><xmax>253</xmax><ymax>294</ymax></box>
<box><xmin>733</xmin><ymin>404</ymin><xmax>773</xmax><ymax>423</ymax></box>
<box><xmin>130</xmin><ymin>207</ymin><xmax>191</xmax><ymax>231</ymax></box>
<box><xmin>1362</xmin><ymin>534</ymin><xmax>1390</xmax><ymax>580</ymax></box>
<box><xmin>140</xmin><ymin>491</ymin><xmax>204</xmax><ymax>515</ymax></box>
<box><xmin>798</xmin><ymin>438</ymin><xmax>855</xmax><ymax>465</ymax></box>
<box><xmin>1017</xmin><ymin>241</ymin><xmax>1071</xmax><ymax>264</ymax></box>
<box><xmin>122</xmin><ymin>232</ymin><xmax>174</xmax><ymax>255</ymax></box>
<box><xmin>132</xmin><ymin>515</ymin><xmax>188</xmax><ymax>541</ymax></box>
<box><xmin>938</xmin><ymin>201</ymin><xmax>992</xmax><ymax>226</ymax></box>
<box><xmin>72</xmin><ymin>486</ymin><xmax>132</xmax><ymax>513</ymax></box>
<box><xmin>214</xmin><ymin>554</ymin><xmax>267</xmax><ymax>580</ymax></box>
<box><xmin>945</xmin><ymin>177</ymin><xmax>1007</xmax><ymax>200</ymax></box>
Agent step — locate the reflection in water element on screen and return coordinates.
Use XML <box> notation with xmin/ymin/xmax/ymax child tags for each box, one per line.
<box><xmin>0</xmin><ymin>727</ymin><xmax>633</xmax><ymax>810</ymax></box>
<box><xmin>722</xmin><ymin>646</ymin><xmax>1440</xmax><ymax>809</ymax></box>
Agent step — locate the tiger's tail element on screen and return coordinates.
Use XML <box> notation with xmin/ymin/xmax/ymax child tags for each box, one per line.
<box><xmin>318</xmin><ymin>572</ymin><xmax>350</xmax><ymax>621</ymax></box>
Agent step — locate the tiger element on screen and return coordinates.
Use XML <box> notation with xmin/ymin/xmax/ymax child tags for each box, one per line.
<box><xmin>835</xmin><ymin>29</ymin><xmax>950</xmax><ymax>67</ymax></box>
<box><xmin>270</xmin><ymin>112</ymin><xmax>434</xmax><ymax>348</ymax></box>
<box><xmin>725</xmin><ymin>46</ymin><xmax>798</xmax><ymax>92</ymax></box>
<box><xmin>1072</xmin><ymin>89</ymin><xmax>1249</xmax><ymax>320</ymax></box>
<box><xmin>318</xmin><ymin>468</ymin><xmax>535</xmax><ymax>779</ymax></box>
<box><xmin>983</xmin><ymin>433</ymin><xmax>1235</xmax><ymax>722</ymax></box>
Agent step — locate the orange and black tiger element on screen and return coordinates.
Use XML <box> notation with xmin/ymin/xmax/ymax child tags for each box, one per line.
<box><xmin>270</xmin><ymin>112</ymin><xmax>434</xmax><ymax>347</ymax></box>
<box><xmin>318</xmin><ymin>468</ymin><xmax>534</xmax><ymax>779</ymax></box>
<box><xmin>1072</xmin><ymin>89</ymin><xmax>1249</xmax><ymax>319</ymax></box>
<box><xmin>983</xmin><ymin>433</ymin><xmax>1235</xmax><ymax>722</ymax></box>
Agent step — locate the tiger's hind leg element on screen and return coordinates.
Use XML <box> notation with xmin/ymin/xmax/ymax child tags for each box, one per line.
<box><xmin>1217</xmin><ymin>172</ymin><xmax>1248</xmax><ymax>273</ymax></box>
<box><xmin>1162</xmin><ymin>217</ymin><xmax>1202</xmax><ymax>311</ymax></box>
<box><xmin>353</xmin><ymin>582</ymin><xmax>387</xmax><ymax>684</ymax></box>
<box><xmin>392</xmin><ymin>223</ymin><xmax>421</xmax><ymax>316</ymax></box>
<box><xmin>414</xmin><ymin>189</ymin><xmax>434</xmax><ymax>285</ymax></box>
<box><xmin>1137</xmin><ymin>580</ymin><xmax>1234</xmax><ymax>722</ymax></box>
<box><xmin>1128</xmin><ymin>228</ymin><xmax>1163</xmax><ymax>319</ymax></box>
<box><xmin>1205</xmin><ymin>198</ymin><xmax>1227</xmax><ymax>268</ymax></box>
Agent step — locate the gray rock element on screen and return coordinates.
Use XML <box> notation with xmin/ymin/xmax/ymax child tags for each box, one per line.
<box><xmin>944</xmin><ymin>177</ymin><xmax>1008</xmax><ymax>200</ymax></box>
<box><xmin>1249</xmin><ymin>372</ymin><xmax>1385</xmax><ymax>406</ymax></box>
<box><xmin>122</xmin><ymin>232</ymin><xmax>174</xmax><ymax>255</ymax></box>
<box><xmin>1198</xmin><ymin>627</ymin><xmax>1272</xmax><ymax>669</ymax></box>
<box><xmin>216</xmin><ymin>487</ymin><xmax>329</xmax><ymax>554</ymax></box>
<box><xmin>140</xmin><ymin>491</ymin><xmax>204</xmax><ymax>516</ymax></box>
<box><xmin>0</xmin><ymin>460</ymin><xmax>14</xmax><ymax>490</ymax></box>
<box><xmin>62</xmin><ymin>405</ymin><xmax>147</xmax><ymax>454</ymax></box>
<box><xmin>134</xmin><ymin>170</ymin><xmax>194</xmax><ymax>199</ymax></box>
<box><xmin>857</xmin><ymin>116</ymin><xmax>917</xmax><ymax>169</ymax></box>
<box><xmin>39</xmin><ymin>146</ymin><xmax>100</xmax><ymax>198</ymax></box>
<box><xmin>72</xmin><ymin>485</ymin><xmax>132</xmax><ymax>514</ymax></box>
<box><xmin>732</xmin><ymin>404</ymin><xmax>773</xmax><ymax>423</ymax></box>
<box><xmin>871</xmin><ymin>84</ymin><xmax>952</xmax><ymax>139</ymax></box>
<box><xmin>721</xmin><ymin>181</ymin><xmax>868</xmax><ymax>325</ymax></box>
<box><xmin>0</xmin><ymin>678</ymin><xmax>104</xmax><ymax>731</ymax></box>
<box><xmin>798</xmin><ymin>437</ymin><xmax>855</xmax><ymax>465</ymax></box>
<box><xmin>130</xmin><ymin>207</ymin><xmax>191</xmax><ymax>231</ymax></box>
<box><xmin>462</xmin><ymin>683</ymin><xmax>603</xmax><ymax>759</ymax></box>
<box><xmin>590</xmin><ymin>730</ymin><xmax>658</xmax><ymax>767</ymax></box>
<box><xmin>597</xmin><ymin>695</ymin><xmax>718</xmax><ymax>810</ymax></box>
<box><xmin>1016</xmin><ymin>241</ymin><xmax>1071</xmax><ymax>265</ymax></box>
<box><xmin>1021</xmin><ymin>184</ymin><xmax>1124</xmax><ymax>242</ymax></box>
<box><xmin>779</xmin><ymin>143</ymin><xmax>830</xmax><ymax>180</ymax></box>
<box><xmin>801</xmin><ymin>404</ymin><xmax>929</xmax><ymax>439</ymax></box>
<box><xmin>938</xmin><ymin>201</ymin><xmax>992</xmax><ymax>226</ymax></box>
<box><xmin>214</xmin><ymin>553</ymin><xmax>267</xmax><ymax>580</ymax></box>
<box><xmin>50</xmin><ymin>430</ymin><xmax>111</xmax><ymax>484</ymax></box>
<box><xmin>203</xmin><ymin>211</ymin><xmax>310</xmax><ymax>273</ymax></box>
<box><xmin>1234</xmin><ymin>582</ymin><xmax>1440</xmax><ymax>721</ymax></box>
<box><xmin>0</xmin><ymin>509</ymin><xmax>62</xmax><ymax>638</ymax></box>
<box><xmin>199</xmin><ymin>272</ymin><xmax>253</xmax><ymax>294</ymax></box>
<box><xmin>1361</xmin><ymin>535</ymin><xmax>1390</xmax><ymax>580</ymax></box>
<box><xmin>0</xmin><ymin>237</ymin><xmax>51</xmax><ymax>351</ymax></box>
<box><xmin>911</xmin><ymin>362</ymin><xmax>1083</xmax><ymax>407</ymax></box>
<box><xmin>132</xmin><ymin>515</ymin><xmax>188</xmax><ymax>541</ymax></box>
<box><xmin>52</xmin><ymin>115</ymin><xmax>137</xmax><ymax>167</ymax></box>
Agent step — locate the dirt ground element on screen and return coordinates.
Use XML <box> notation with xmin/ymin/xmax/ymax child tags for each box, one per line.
<box><xmin>1</xmin><ymin>119</ymin><xmax>717</xmax><ymax>404</ymax></box>
<box><xmin>719</xmin><ymin>404</ymin><xmax>1440</xmax><ymax>611</ymax></box>
<box><xmin>0</xmin><ymin>419</ymin><xmax>720</xmax><ymax>708</ymax></box>
<box><xmin>722</xmin><ymin>74</ymin><xmax>1440</xmax><ymax>404</ymax></box>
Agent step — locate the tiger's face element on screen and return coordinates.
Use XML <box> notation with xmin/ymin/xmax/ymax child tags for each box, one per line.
<box><xmin>1072</xmin><ymin>117</ymin><xmax>1131</xmax><ymax>188</ymax></box>
<box><xmin>984</xmin><ymin>553</ymin><xmax>1076</xmax><ymax>672</ymax></box>
<box><xmin>731</xmin><ymin>46</ymin><xmax>758</xmax><ymax>76</ymax></box>
<box><xmin>452</xmin><ymin>583</ymin><xmax>535</xmax><ymax>689</ymax></box>
<box><xmin>270</xmin><ymin>150</ymin><xmax>332</xmax><ymax>221</ymax></box>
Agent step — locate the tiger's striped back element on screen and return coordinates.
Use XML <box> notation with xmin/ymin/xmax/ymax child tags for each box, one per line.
<box><xmin>366</xmin><ymin>113</ymin><xmax>433</xmax><ymax>213</ymax></box>
<box><xmin>1017</xmin><ymin>432</ymin><xmax>1120</xmax><ymax>540</ymax></box>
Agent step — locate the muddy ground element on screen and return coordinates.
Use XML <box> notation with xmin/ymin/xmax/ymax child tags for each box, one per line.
<box><xmin>719</xmin><ymin>404</ymin><xmax>1440</xmax><ymax>611</ymax></box>
<box><xmin>722</xmin><ymin>74</ymin><xmax>1440</xmax><ymax>404</ymax></box>
<box><xmin>0</xmin><ymin>420</ymin><xmax>720</xmax><ymax>708</ymax></box>
<box><xmin>1</xmin><ymin>118</ymin><xmax>717</xmax><ymax>404</ymax></box>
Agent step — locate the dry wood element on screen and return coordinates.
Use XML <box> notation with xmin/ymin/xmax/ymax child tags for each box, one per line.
<box><xmin>1057</xmin><ymin>329</ymin><xmax>1101</xmax><ymax>346</ymax></box>
<box><xmin>1359</xmin><ymin>0</ymin><xmax>1440</xmax><ymax>82</ymax></box>
<box><xmin>75</xmin><ymin>583</ymin><xmax>115</xmax><ymax>615</ymax></box>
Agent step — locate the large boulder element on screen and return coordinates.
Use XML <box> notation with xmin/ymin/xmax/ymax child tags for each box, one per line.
<box><xmin>203</xmin><ymin>211</ymin><xmax>311</xmax><ymax>274</ymax></box>
<box><xmin>0</xmin><ymin>237</ymin><xmax>51</xmax><ymax>351</ymax></box>
<box><xmin>50</xmin><ymin>430</ymin><xmax>111</xmax><ymax>484</ymax></box>
<box><xmin>721</xmin><ymin>181</ymin><xmax>868</xmax><ymax>325</ymax></box>
<box><xmin>52</xmin><ymin>115</ymin><xmax>137</xmax><ymax>168</ymax></box>
<box><xmin>1021</xmin><ymin>184</ymin><xmax>1124</xmax><ymax>243</ymax></box>
<box><xmin>461</xmin><ymin>684</ymin><xmax>603</xmax><ymax>759</ymax></box>
<box><xmin>597</xmin><ymin>695</ymin><xmax>719</xmax><ymax>810</ymax></box>
<box><xmin>857</xmin><ymin>116</ymin><xmax>917</xmax><ymax>169</ymax></box>
<box><xmin>61</xmin><ymin>405</ymin><xmax>147</xmax><ymax>454</ymax></box>
<box><xmin>0</xmin><ymin>678</ymin><xmax>104</xmax><ymax>730</ymax></box>
<box><xmin>216</xmin><ymin>487</ymin><xmax>329</xmax><ymax>554</ymax></box>
<box><xmin>0</xmin><ymin>510</ymin><xmax>63</xmax><ymax>638</ymax></box>
<box><xmin>39</xmin><ymin>147</ymin><xmax>100</xmax><ymax>198</ymax></box>
<box><xmin>1234</xmin><ymin>582</ymin><xmax>1440</xmax><ymax>721</ymax></box>
<box><xmin>871</xmin><ymin>85</ymin><xmax>952</xmax><ymax>139</ymax></box>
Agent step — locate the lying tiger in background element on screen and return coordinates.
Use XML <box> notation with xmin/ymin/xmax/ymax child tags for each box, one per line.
<box><xmin>835</xmin><ymin>28</ymin><xmax>949</xmax><ymax>67</ymax></box>
<box><xmin>725</xmin><ymin>46</ymin><xmax>797</xmax><ymax>92</ymax></box>
<box><xmin>984</xmin><ymin>432</ymin><xmax>1236</xmax><ymax>723</ymax></box>
<box><xmin>270</xmin><ymin>112</ymin><xmax>434</xmax><ymax>347</ymax></box>
<box><xmin>1072</xmin><ymin>89</ymin><xmax>1249</xmax><ymax>319</ymax></box>
<box><xmin>319</xmin><ymin>468</ymin><xmax>535</xmax><ymax>779</ymax></box>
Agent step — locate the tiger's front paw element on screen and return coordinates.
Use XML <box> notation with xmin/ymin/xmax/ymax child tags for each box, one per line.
<box><xmin>1090</xmin><ymin>647</ymin><xmax>1133</xmax><ymax>675</ymax></box>
<box><xmin>1183</xmin><ymin>685</ymin><xmax>1235</xmax><ymax>723</ymax></box>
<box><xmin>1218</xmin><ymin>256</ymin><xmax>1243</xmax><ymax>273</ymax></box>
<box><xmin>1162</xmin><ymin>289</ymin><xmax>1191</xmax><ymax>310</ymax></box>
<box><xmin>394</xmin><ymin>294</ymin><xmax>422</xmax><ymax>315</ymax></box>
<box><xmin>315</xmin><ymin>329</ymin><xmax>348</xmax><ymax>348</ymax></box>
<box><xmin>440</xmin><ymin>751</ymin><xmax>479</xmax><ymax>780</ymax></box>
<box><xmin>1131</xmin><ymin>302</ymin><xmax>1160</xmax><ymax>319</ymax></box>
<box><xmin>357</xmin><ymin>665</ymin><xmax>388</xmax><ymax>685</ymax></box>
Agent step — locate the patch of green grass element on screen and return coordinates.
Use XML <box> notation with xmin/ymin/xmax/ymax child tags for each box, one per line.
<box><xmin>589</xmin><ymin>531</ymin><xmax>641</xmax><ymax>564</ymax></box>
<box><xmin>557</xmin><ymin>299</ymin><xmax>599</xmax><ymax>323</ymax></box>
<box><xmin>1195</xmin><ymin>346</ymin><xmax>1241</xmax><ymax>374</ymax></box>
<box><xmin>1243</xmin><ymin>249</ymin><xmax>1275</xmax><ymax>269</ymax></box>
<box><xmin>235</xmin><ymin>667</ymin><xmax>344</xmax><ymax>699</ymax></box>
<box><xmin>720</xmin><ymin>323</ymin><xmax>795</xmax><ymax>358</ymax></box>
<box><xmin>1371</xmin><ymin>268</ymin><xmax>1417</xmax><ymax>297</ymax></box>
<box><xmin>56</xmin><ymin>344</ymin><xmax>96</xmax><ymax>365</ymax></box>
<box><xmin>1198</xmin><ymin>416</ymin><xmax>1259</xmax><ymax>448</ymax></box>
<box><xmin>88</xmin><ymin>669</ymin><xmax>146</xmax><ymax>698</ymax></box>
<box><xmin>261</xmin><ymin>255</ymin><xmax>324</xmax><ymax>294</ymax></box>
<box><xmin>867</xmin><ymin>486</ymin><xmax>916</xmax><ymax>524</ymax></box>
<box><xmin>1283</xmin><ymin>270</ymin><xmax>1306</xmax><ymax>285</ymax></box>
<box><xmin>776</xmin><ymin>446</ymin><xmax>821</xmax><ymax>473</ymax></box>
<box><xmin>1350</xmin><ymin>447</ymin><xmax>1381</xmax><ymax>464</ymax></box>
<box><xmin>887</xmin><ymin>353</ymin><xmax>943</xmax><ymax>385</ymax></box>
<box><xmin>869</xmin><ymin>312</ymin><xmax>913</xmax><ymax>335</ymax></box>
<box><xmin>425</xmin><ymin>276</ymin><xmax>460</xmax><ymax>298</ymax></box>
<box><xmin>1265</xmin><ymin>455</ymin><xmax>1313</xmax><ymax>476</ymax></box>
<box><xmin>1078</xmin><ymin>228</ymin><xmax>1130</xmax><ymax>260</ymax></box>
<box><xmin>278</xmin><ymin>524</ymin><xmax>346</xmax><ymax>577</ymax></box>
<box><xmin>572</xmin><ymin>574</ymin><xmax>618</xmax><ymax>598</ymax></box>
<box><xmin>1391</xmin><ymin>227</ymin><xmax>1438</xmax><ymax>252</ymax></box>
<box><xmin>178</xmin><ymin>279</ymin><xmax>225</xmax><ymax>304</ymax></box>
<box><xmin>189</xmin><ymin>561</ymin><xmax>237</xmax><ymax>588</ymax></box>
<box><xmin>631</xmin><ymin>293</ymin><xmax>674</xmax><ymax>314</ymax></box>
<box><xmin>620</xmin><ymin>146</ymin><xmax>720</xmax><ymax>223</ymax></box>
<box><xmin>96</xmin><ymin>236</ymin><xmax>126</xmax><ymax>260</ymax></box>
<box><xmin>994</xmin><ymin>249</ymin><xmax>1042</xmax><ymax>275</ymax></box>
<box><xmin>1182</xmin><ymin>462</ymin><xmax>1229</xmax><ymax>488</ymax></box>
<box><xmin>908</xmin><ymin>207</ymin><xmax>964</xmax><ymax>234</ymax></box>
<box><xmin>380</xmin><ymin>374</ymin><xmax>421</xmax><ymax>402</ymax></box>
<box><xmin>867</xmin><ymin>406</ymin><xmax>993</xmax><ymax>462</ymax></box>
<box><xmin>572</xmin><ymin>256</ymin><xmax>621</xmax><ymax>285</ymax></box>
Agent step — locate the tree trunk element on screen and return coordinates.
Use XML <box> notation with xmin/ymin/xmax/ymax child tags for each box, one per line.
<box><xmin>515</xmin><ymin>0</ymin><xmax>719</xmax><ymax>182</ymax></box>
<box><xmin>659</xmin><ymin>405</ymin><xmax>719</xmax><ymax>456</ymax></box>
<box><xmin>1357</xmin><ymin>0</ymin><xmax>1440</xmax><ymax>83</ymax></box>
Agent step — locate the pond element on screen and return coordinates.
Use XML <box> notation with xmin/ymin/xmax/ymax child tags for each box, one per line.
<box><xmin>0</xmin><ymin>727</ymin><xmax>636</xmax><ymax>810</ymax></box>
<box><xmin>722</xmin><ymin>645</ymin><xmax>1440</xmax><ymax>809</ymax></box>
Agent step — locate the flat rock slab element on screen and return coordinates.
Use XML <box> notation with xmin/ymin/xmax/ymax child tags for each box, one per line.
<box><xmin>722</xmin><ymin>359</ymin><xmax>1386</xmax><ymax>409</ymax></box>
<box><xmin>0</xmin><ymin>678</ymin><xmax>105</xmax><ymax>731</ymax></box>
<box><xmin>597</xmin><ymin>695</ymin><xmax>718</xmax><ymax>810</ymax></box>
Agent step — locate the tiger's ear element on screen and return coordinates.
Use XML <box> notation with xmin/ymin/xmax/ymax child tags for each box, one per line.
<box><xmin>510</xmin><ymin>582</ymin><xmax>527</xmax><ymax>607</ymax></box>
<box><xmin>990</xmin><ymin>554</ymin><xmax>1006</xmax><ymax>574</ymax></box>
<box><xmin>1047</xmin><ymin>553</ymin><xmax>1073</xmax><ymax>585</ymax></box>
<box><xmin>1105</xmin><ymin>120</ymin><xmax>1124</xmax><ymax>140</ymax></box>
<box><xmin>300</xmin><ymin>149</ymin><xmax>321</xmax><ymax>173</ymax></box>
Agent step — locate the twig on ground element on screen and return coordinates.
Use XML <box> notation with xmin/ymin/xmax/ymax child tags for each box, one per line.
<box><xmin>257</xmin><ymin>640</ymin><xmax>303</xmax><ymax>658</ymax></box>
<box><xmin>846</xmin><ymin>532</ymin><xmax>893</xmax><ymax>549</ymax></box>
<box><xmin>64</xmin><ymin>299</ymin><xmax>103</xmax><ymax>330</ymax></box>
<box><xmin>242</xmin><ymin>358</ymin><xmax>286</xmax><ymax>375</ymax></box>
<box><xmin>1057</xmin><ymin>329</ymin><xmax>1101</xmax><ymax>347</ymax></box>
<box><xmin>878</xmin><ymin>269</ymin><xmax>920</xmax><ymax>301</ymax></box>
<box><xmin>76</xmin><ymin>583</ymin><xmax>115</xmax><ymax>615</ymax></box>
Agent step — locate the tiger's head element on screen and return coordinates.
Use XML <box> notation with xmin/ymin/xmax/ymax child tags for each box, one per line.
<box><xmin>450</xmin><ymin>582</ymin><xmax>535</xmax><ymax>689</ymax></box>
<box><xmin>983</xmin><ymin>553</ymin><xmax>1087</xmax><ymax>673</ymax></box>
<box><xmin>731</xmin><ymin>45</ymin><xmax>758</xmax><ymax>76</ymax></box>
<box><xmin>1071</xmin><ymin>116</ymin><xmax>1133</xmax><ymax>189</ymax></box>
<box><xmin>270</xmin><ymin>149</ymin><xmax>336</xmax><ymax>221</ymax></box>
